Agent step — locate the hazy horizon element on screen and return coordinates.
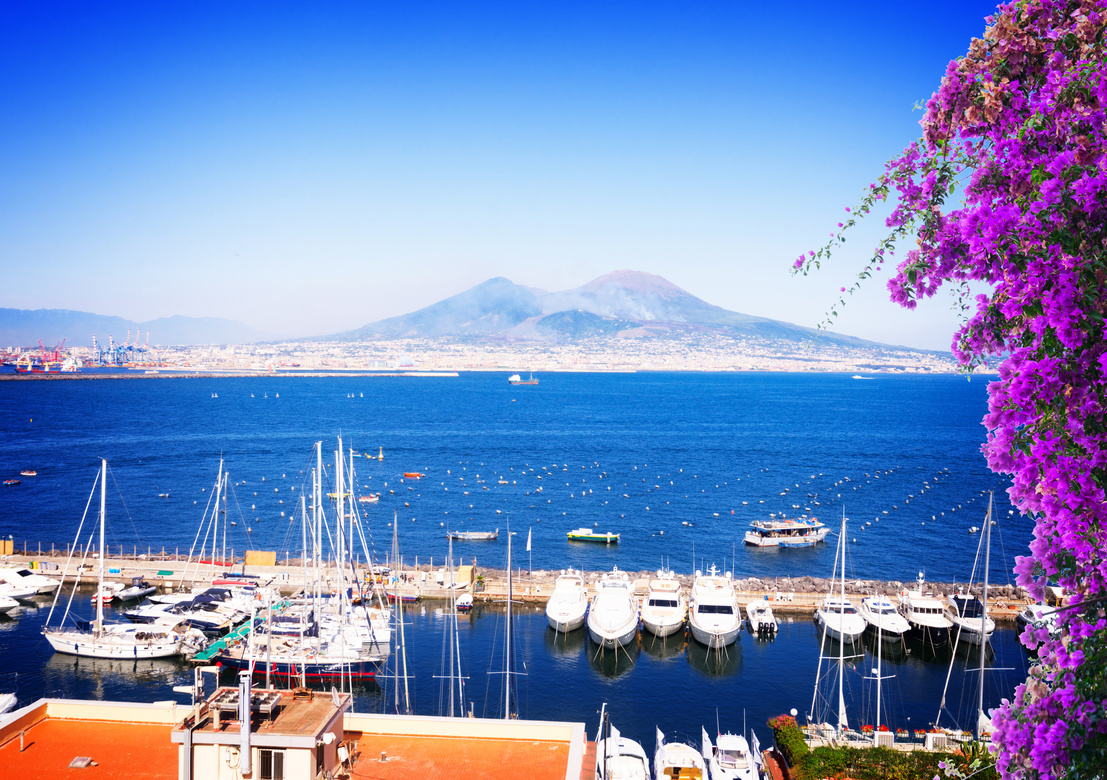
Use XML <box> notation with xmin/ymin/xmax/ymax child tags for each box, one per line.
<box><xmin>1</xmin><ymin>1</ymin><xmax>1000</xmax><ymax>351</ymax></box>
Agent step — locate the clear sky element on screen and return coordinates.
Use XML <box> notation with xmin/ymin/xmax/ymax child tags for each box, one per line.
<box><xmin>0</xmin><ymin>1</ymin><xmax>1001</xmax><ymax>350</ymax></box>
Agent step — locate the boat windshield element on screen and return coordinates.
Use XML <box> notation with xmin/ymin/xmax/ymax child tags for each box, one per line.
<box><xmin>718</xmin><ymin>750</ymin><xmax>749</xmax><ymax>769</ymax></box>
<box><xmin>698</xmin><ymin>604</ymin><xmax>734</xmax><ymax>615</ymax></box>
<box><xmin>648</xmin><ymin>598</ymin><xmax>679</xmax><ymax>608</ymax></box>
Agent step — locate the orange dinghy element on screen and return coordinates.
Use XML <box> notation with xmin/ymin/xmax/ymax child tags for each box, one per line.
<box><xmin>403</xmin><ymin>472</ymin><xmax>424</xmax><ymax>479</ymax></box>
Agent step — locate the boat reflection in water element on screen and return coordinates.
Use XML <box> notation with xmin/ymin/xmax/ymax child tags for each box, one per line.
<box><xmin>545</xmin><ymin>624</ymin><xmax>587</xmax><ymax>656</ymax></box>
<box><xmin>686</xmin><ymin>639</ymin><xmax>742</xmax><ymax>677</ymax></box>
<box><xmin>640</xmin><ymin>630</ymin><xmax>686</xmax><ymax>662</ymax></box>
<box><xmin>587</xmin><ymin>637</ymin><xmax>638</xmax><ymax>679</ymax></box>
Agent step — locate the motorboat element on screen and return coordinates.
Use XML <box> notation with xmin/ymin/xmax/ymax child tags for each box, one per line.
<box><xmin>586</xmin><ymin>567</ymin><xmax>639</xmax><ymax>649</ymax></box>
<box><xmin>688</xmin><ymin>565</ymin><xmax>741</xmax><ymax>649</ymax></box>
<box><xmin>815</xmin><ymin>596</ymin><xmax>866</xmax><ymax>643</ymax></box>
<box><xmin>1016</xmin><ymin>602</ymin><xmax>1059</xmax><ymax>637</ymax></box>
<box><xmin>701</xmin><ymin>729</ymin><xmax>758</xmax><ymax>780</ymax></box>
<box><xmin>456</xmin><ymin>592</ymin><xmax>473</xmax><ymax>612</ymax></box>
<box><xmin>568</xmin><ymin>528</ymin><xmax>619</xmax><ymax>544</ymax></box>
<box><xmin>447</xmin><ymin>528</ymin><xmax>499</xmax><ymax>541</ymax></box>
<box><xmin>745</xmin><ymin>599</ymin><xmax>778</xmax><ymax>639</ymax></box>
<box><xmin>0</xmin><ymin>566</ymin><xmax>61</xmax><ymax>594</ymax></box>
<box><xmin>0</xmin><ymin>595</ymin><xmax>19</xmax><ymax>614</ymax></box>
<box><xmin>898</xmin><ymin>574</ymin><xmax>954</xmax><ymax>647</ymax></box>
<box><xmin>43</xmin><ymin>460</ymin><xmax>207</xmax><ymax>660</ymax></box>
<box><xmin>948</xmin><ymin>588</ymin><xmax>996</xmax><ymax>646</ymax></box>
<box><xmin>654</xmin><ymin>729</ymin><xmax>706</xmax><ymax>780</ymax></box>
<box><xmin>115</xmin><ymin>576</ymin><xmax>158</xmax><ymax>602</ymax></box>
<box><xmin>0</xmin><ymin>692</ymin><xmax>16</xmax><ymax>714</ymax></box>
<box><xmin>858</xmin><ymin>595</ymin><xmax>910</xmax><ymax>641</ymax></box>
<box><xmin>596</xmin><ymin>727</ymin><xmax>649</xmax><ymax>780</ymax></box>
<box><xmin>743</xmin><ymin>516</ymin><xmax>828</xmax><ymax>547</ymax></box>
<box><xmin>639</xmin><ymin>569</ymin><xmax>687</xmax><ymax>638</ymax></box>
<box><xmin>545</xmin><ymin>568</ymin><xmax>588</xmax><ymax>633</ymax></box>
<box><xmin>0</xmin><ymin>582</ymin><xmax>38</xmax><ymax>601</ymax></box>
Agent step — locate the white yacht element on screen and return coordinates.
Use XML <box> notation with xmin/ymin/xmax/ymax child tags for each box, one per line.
<box><xmin>688</xmin><ymin>566</ymin><xmax>741</xmax><ymax>649</ymax></box>
<box><xmin>596</xmin><ymin>721</ymin><xmax>650</xmax><ymax>780</ymax></box>
<box><xmin>1016</xmin><ymin>602</ymin><xmax>1060</xmax><ymax>637</ymax></box>
<box><xmin>815</xmin><ymin>596</ymin><xmax>866</xmax><ymax>643</ymax></box>
<box><xmin>0</xmin><ymin>582</ymin><xmax>37</xmax><ymax>601</ymax></box>
<box><xmin>745</xmin><ymin>599</ymin><xmax>778</xmax><ymax>638</ymax></box>
<box><xmin>858</xmin><ymin>595</ymin><xmax>910</xmax><ymax>641</ymax></box>
<box><xmin>701</xmin><ymin>729</ymin><xmax>758</xmax><ymax>780</ymax></box>
<box><xmin>947</xmin><ymin>588</ymin><xmax>996</xmax><ymax>646</ymax></box>
<box><xmin>545</xmin><ymin>568</ymin><xmax>589</xmax><ymax>633</ymax></box>
<box><xmin>586</xmin><ymin>567</ymin><xmax>639</xmax><ymax>649</ymax></box>
<box><xmin>898</xmin><ymin>574</ymin><xmax>954</xmax><ymax>647</ymax></box>
<box><xmin>654</xmin><ymin>729</ymin><xmax>706</xmax><ymax>780</ymax></box>
<box><xmin>0</xmin><ymin>566</ymin><xmax>61</xmax><ymax>595</ymax></box>
<box><xmin>639</xmin><ymin>569</ymin><xmax>686</xmax><ymax>638</ymax></box>
<box><xmin>0</xmin><ymin>595</ymin><xmax>19</xmax><ymax>614</ymax></box>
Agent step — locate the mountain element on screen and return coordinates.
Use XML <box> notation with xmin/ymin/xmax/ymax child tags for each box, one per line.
<box><xmin>0</xmin><ymin>309</ymin><xmax>266</xmax><ymax>348</ymax></box>
<box><xmin>336</xmin><ymin>270</ymin><xmax>879</xmax><ymax>347</ymax></box>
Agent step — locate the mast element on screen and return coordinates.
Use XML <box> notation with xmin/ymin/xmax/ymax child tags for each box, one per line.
<box><xmin>96</xmin><ymin>459</ymin><xmax>106</xmax><ymax>635</ymax></box>
<box><xmin>837</xmin><ymin>509</ymin><xmax>848</xmax><ymax>733</ymax></box>
<box><xmin>212</xmin><ymin>458</ymin><xmax>223</xmax><ymax>583</ymax></box>
<box><xmin>504</xmin><ymin>519</ymin><xmax>515</xmax><ymax>719</ymax></box>
<box><xmin>978</xmin><ymin>492</ymin><xmax>993</xmax><ymax>740</ymax></box>
<box><xmin>391</xmin><ymin>511</ymin><xmax>411</xmax><ymax>714</ymax></box>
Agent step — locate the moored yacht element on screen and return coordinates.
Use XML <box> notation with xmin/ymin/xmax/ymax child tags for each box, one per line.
<box><xmin>745</xmin><ymin>599</ymin><xmax>778</xmax><ymax>639</ymax></box>
<box><xmin>586</xmin><ymin>567</ymin><xmax>639</xmax><ymax>649</ymax></box>
<box><xmin>0</xmin><ymin>566</ymin><xmax>61</xmax><ymax>595</ymax></box>
<box><xmin>898</xmin><ymin>574</ymin><xmax>954</xmax><ymax>647</ymax></box>
<box><xmin>654</xmin><ymin>729</ymin><xmax>706</xmax><ymax>780</ymax></box>
<box><xmin>545</xmin><ymin>568</ymin><xmax>588</xmax><ymax>633</ymax></box>
<box><xmin>858</xmin><ymin>595</ymin><xmax>910</xmax><ymax>641</ymax></box>
<box><xmin>947</xmin><ymin>588</ymin><xmax>996</xmax><ymax>646</ymax></box>
<box><xmin>688</xmin><ymin>565</ymin><xmax>741</xmax><ymax>649</ymax></box>
<box><xmin>639</xmin><ymin>569</ymin><xmax>686</xmax><ymax>638</ymax></box>
<box><xmin>595</xmin><ymin>711</ymin><xmax>650</xmax><ymax>780</ymax></box>
<box><xmin>701</xmin><ymin>729</ymin><xmax>758</xmax><ymax>780</ymax></box>
<box><xmin>815</xmin><ymin>596</ymin><xmax>866</xmax><ymax>643</ymax></box>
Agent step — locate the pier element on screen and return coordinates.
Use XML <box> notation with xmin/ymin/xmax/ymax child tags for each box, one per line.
<box><xmin>0</xmin><ymin>549</ymin><xmax>1030</xmax><ymax>622</ymax></box>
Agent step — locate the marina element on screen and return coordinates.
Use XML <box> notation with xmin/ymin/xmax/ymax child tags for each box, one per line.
<box><xmin>0</xmin><ymin>371</ymin><xmax>1036</xmax><ymax>757</ymax></box>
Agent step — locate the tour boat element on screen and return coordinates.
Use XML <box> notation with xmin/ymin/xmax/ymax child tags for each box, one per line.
<box><xmin>358</xmin><ymin>493</ymin><xmax>380</xmax><ymax>503</ymax></box>
<box><xmin>545</xmin><ymin>568</ymin><xmax>588</xmax><ymax>633</ymax></box>
<box><xmin>19</xmin><ymin>470</ymin><xmax>36</xmax><ymax>477</ymax></box>
<box><xmin>639</xmin><ymin>569</ymin><xmax>687</xmax><ymax>638</ymax></box>
<box><xmin>743</xmin><ymin>516</ymin><xmax>828</xmax><ymax>547</ymax></box>
<box><xmin>447</xmin><ymin>528</ymin><xmax>499</xmax><ymax>541</ymax></box>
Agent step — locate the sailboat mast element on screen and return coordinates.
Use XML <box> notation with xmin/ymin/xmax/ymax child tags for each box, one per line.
<box><xmin>505</xmin><ymin>522</ymin><xmax>514</xmax><ymax>720</ymax></box>
<box><xmin>447</xmin><ymin>535</ymin><xmax>457</xmax><ymax>717</ymax></box>
<box><xmin>96</xmin><ymin>459</ymin><xmax>106</xmax><ymax>634</ymax></box>
<box><xmin>837</xmin><ymin>510</ymin><xmax>847</xmax><ymax>733</ymax></box>
<box><xmin>875</xmin><ymin>600</ymin><xmax>883</xmax><ymax>734</ymax></box>
<box><xmin>212</xmin><ymin>458</ymin><xmax>223</xmax><ymax>582</ymax></box>
<box><xmin>978</xmin><ymin>492</ymin><xmax>993</xmax><ymax>740</ymax></box>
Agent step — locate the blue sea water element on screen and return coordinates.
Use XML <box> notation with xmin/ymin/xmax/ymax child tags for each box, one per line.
<box><xmin>0</xmin><ymin>372</ymin><xmax>1034</xmax><ymax>746</ymax></box>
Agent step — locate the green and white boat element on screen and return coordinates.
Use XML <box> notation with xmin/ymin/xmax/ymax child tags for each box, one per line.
<box><xmin>567</xmin><ymin>528</ymin><xmax>619</xmax><ymax>544</ymax></box>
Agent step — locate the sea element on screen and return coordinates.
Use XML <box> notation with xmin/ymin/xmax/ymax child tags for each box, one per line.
<box><xmin>0</xmin><ymin>371</ymin><xmax>1035</xmax><ymax>749</ymax></box>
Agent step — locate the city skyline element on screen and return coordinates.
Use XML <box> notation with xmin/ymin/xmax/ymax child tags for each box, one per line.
<box><xmin>1</xmin><ymin>0</ymin><xmax>1000</xmax><ymax>351</ymax></box>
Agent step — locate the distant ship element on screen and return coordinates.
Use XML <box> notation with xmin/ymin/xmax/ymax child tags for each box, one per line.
<box><xmin>508</xmin><ymin>373</ymin><xmax>538</xmax><ymax>385</ymax></box>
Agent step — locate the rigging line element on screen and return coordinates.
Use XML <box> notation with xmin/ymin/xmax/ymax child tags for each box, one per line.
<box><xmin>105</xmin><ymin>464</ymin><xmax>143</xmax><ymax>549</ymax></box>
<box><xmin>45</xmin><ymin>469</ymin><xmax>100</xmax><ymax>627</ymax></box>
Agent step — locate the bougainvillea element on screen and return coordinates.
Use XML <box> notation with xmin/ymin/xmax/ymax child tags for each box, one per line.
<box><xmin>793</xmin><ymin>2</ymin><xmax>1107</xmax><ymax>778</ymax></box>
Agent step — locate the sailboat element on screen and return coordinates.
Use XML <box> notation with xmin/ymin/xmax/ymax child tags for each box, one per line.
<box><xmin>43</xmin><ymin>460</ymin><xmax>205</xmax><ymax>659</ymax></box>
<box><xmin>437</xmin><ymin>535</ymin><xmax>468</xmax><ymax>717</ymax></box>
<box><xmin>937</xmin><ymin>492</ymin><xmax>1001</xmax><ymax>740</ymax></box>
<box><xmin>808</xmin><ymin>509</ymin><xmax>863</xmax><ymax>736</ymax></box>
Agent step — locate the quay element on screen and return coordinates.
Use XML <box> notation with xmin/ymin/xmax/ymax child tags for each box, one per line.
<box><xmin>0</xmin><ymin>549</ymin><xmax>1030</xmax><ymax>623</ymax></box>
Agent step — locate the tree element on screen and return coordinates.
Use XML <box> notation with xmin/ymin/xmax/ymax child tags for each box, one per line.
<box><xmin>793</xmin><ymin>2</ymin><xmax>1107</xmax><ymax>778</ymax></box>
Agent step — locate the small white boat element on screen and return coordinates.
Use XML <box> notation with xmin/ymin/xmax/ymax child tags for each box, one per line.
<box><xmin>745</xmin><ymin>599</ymin><xmax>778</xmax><ymax>639</ymax></box>
<box><xmin>587</xmin><ymin>567</ymin><xmax>639</xmax><ymax>649</ymax></box>
<box><xmin>858</xmin><ymin>595</ymin><xmax>910</xmax><ymax>641</ymax></box>
<box><xmin>1016</xmin><ymin>602</ymin><xmax>1059</xmax><ymax>637</ymax></box>
<box><xmin>654</xmin><ymin>729</ymin><xmax>706</xmax><ymax>780</ymax></box>
<box><xmin>447</xmin><ymin>528</ymin><xmax>499</xmax><ymax>541</ymax></box>
<box><xmin>639</xmin><ymin>569</ymin><xmax>687</xmax><ymax>638</ymax></box>
<box><xmin>0</xmin><ymin>595</ymin><xmax>19</xmax><ymax>614</ymax></box>
<box><xmin>701</xmin><ymin>728</ymin><xmax>758</xmax><ymax>780</ymax></box>
<box><xmin>0</xmin><ymin>566</ymin><xmax>61</xmax><ymax>595</ymax></box>
<box><xmin>455</xmin><ymin>592</ymin><xmax>473</xmax><ymax>612</ymax></box>
<box><xmin>545</xmin><ymin>568</ymin><xmax>588</xmax><ymax>633</ymax></box>
<box><xmin>688</xmin><ymin>565</ymin><xmax>741</xmax><ymax>649</ymax></box>
<box><xmin>948</xmin><ymin>588</ymin><xmax>996</xmax><ymax>646</ymax></box>
<box><xmin>116</xmin><ymin>576</ymin><xmax>158</xmax><ymax>602</ymax></box>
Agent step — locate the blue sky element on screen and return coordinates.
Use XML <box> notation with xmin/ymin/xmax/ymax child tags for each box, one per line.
<box><xmin>0</xmin><ymin>1</ymin><xmax>1000</xmax><ymax>349</ymax></box>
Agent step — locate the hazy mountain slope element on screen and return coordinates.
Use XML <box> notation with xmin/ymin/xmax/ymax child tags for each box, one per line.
<box><xmin>0</xmin><ymin>308</ymin><xmax>264</xmax><ymax>347</ymax></box>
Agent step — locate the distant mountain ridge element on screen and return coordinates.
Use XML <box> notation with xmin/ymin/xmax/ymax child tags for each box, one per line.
<box><xmin>0</xmin><ymin>308</ymin><xmax>265</xmax><ymax>348</ymax></box>
<box><xmin>336</xmin><ymin>270</ymin><xmax>882</xmax><ymax>348</ymax></box>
